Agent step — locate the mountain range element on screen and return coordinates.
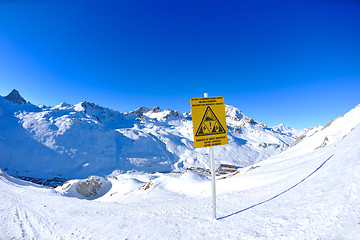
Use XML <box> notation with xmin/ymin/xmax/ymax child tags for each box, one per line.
<box><xmin>0</xmin><ymin>89</ymin><xmax>305</xmax><ymax>179</ymax></box>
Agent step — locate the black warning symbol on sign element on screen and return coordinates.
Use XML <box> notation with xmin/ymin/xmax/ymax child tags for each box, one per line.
<box><xmin>195</xmin><ymin>106</ymin><xmax>226</xmax><ymax>137</ymax></box>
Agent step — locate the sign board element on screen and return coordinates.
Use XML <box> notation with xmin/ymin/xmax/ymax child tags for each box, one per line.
<box><xmin>190</xmin><ymin>96</ymin><xmax>228</xmax><ymax>148</ymax></box>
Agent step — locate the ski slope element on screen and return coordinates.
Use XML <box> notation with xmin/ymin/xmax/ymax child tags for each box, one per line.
<box><xmin>1</xmin><ymin>104</ymin><xmax>359</xmax><ymax>239</ymax></box>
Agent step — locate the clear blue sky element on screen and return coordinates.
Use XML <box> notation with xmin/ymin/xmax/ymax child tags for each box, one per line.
<box><xmin>1</xmin><ymin>0</ymin><xmax>359</xmax><ymax>129</ymax></box>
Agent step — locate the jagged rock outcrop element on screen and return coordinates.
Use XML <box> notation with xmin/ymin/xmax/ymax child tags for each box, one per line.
<box><xmin>4</xmin><ymin>89</ymin><xmax>27</xmax><ymax>105</ymax></box>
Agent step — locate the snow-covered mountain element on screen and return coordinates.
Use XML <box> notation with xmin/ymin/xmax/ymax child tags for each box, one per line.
<box><xmin>284</xmin><ymin>103</ymin><xmax>360</xmax><ymax>157</ymax></box>
<box><xmin>271</xmin><ymin>123</ymin><xmax>308</xmax><ymax>138</ymax></box>
<box><xmin>4</xmin><ymin>89</ymin><xmax>27</xmax><ymax>105</ymax></box>
<box><xmin>0</xmin><ymin>89</ymin><xmax>301</xmax><ymax>179</ymax></box>
<box><xmin>0</xmin><ymin>92</ymin><xmax>359</xmax><ymax>239</ymax></box>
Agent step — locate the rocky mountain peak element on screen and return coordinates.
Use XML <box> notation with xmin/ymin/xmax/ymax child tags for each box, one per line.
<box><xmin>133</xmin><ymin>106</ymin><xmax>162</xmax><ymax>117</ymax></box>
<box><xmin>225</xmin><ymin>105</ymin><xmax>248</xmax><ymax>121</ymax></box>
<box><xmin>4</xmin><ymin>89</ymin><xmax>27</xmax><ymax>105</ymax></box>
<box><xmin>149</xmin><ymin>106</ymin><xmax>162</xmax><ymax>113</ymax></box>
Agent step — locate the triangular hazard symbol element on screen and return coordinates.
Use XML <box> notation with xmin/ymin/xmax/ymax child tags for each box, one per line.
<box><xmin>195</xmin><ymin>106</ymin><xmax>226</xmax><ymax>137</ymax></box>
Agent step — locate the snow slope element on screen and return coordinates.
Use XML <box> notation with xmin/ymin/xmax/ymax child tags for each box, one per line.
<box><xmin>284</xmin><ymin>103</ymin><xmax>360</xmax><ymax>157</ymax></box>
<box><xmin>0</xmin><ymin>103</ymin><xmax>359</xmax><ymax>239</ymax></box>
<box><xmin>0</xmin><ymin>90</ymin><xmax>299</xmax><ymax>179</ymax></box>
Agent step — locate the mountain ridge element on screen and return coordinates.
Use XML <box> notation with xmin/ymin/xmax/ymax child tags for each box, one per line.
<box><xmin>0</xmin><ymin>89</ymin><xmax>303</xmax><ymax>179</ymax></box>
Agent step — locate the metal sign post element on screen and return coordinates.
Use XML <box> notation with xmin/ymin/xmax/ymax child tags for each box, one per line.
<box><xmin>210</xmin><ymin>140</ymin><xmax>216</xmax><ymax>219</ymax></box>
<box><xmin>204</xmin><ymin>93</ymin><xmax>217</xmax><ymax>220</ymax></box>
<box><xmin>190</xmin><ymin>93</ymin><xmax>228</xmax><ymax>220</ymax></box>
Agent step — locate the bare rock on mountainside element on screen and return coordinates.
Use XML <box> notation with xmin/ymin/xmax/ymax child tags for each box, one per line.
<box><xmin>57</xmin><ymin>176</ymin><xmax>112</xmax><ymax>199</ymax></box>
<box><xmin>4</xmin><ymin>89</ymin><xmax>27</xmax><ymax>105</ymax></box>
<box><xmin>75</xmin><ymin>176</ymin><xmax>103</xmax><ymax>197</ymax></box>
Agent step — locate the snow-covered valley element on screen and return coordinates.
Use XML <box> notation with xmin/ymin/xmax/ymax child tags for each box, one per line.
<box><xmin>1</xmin><ymin>89</ymin><xmax>359</xmax><ymax>239</ymax></box>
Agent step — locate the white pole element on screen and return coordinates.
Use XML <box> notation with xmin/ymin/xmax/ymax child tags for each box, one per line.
<box><xmin>204</xmin><ymin>93</ymin><xmax>217</xmax><ymax>220</ymax></box>
<box><xmin>210</xmin><ymin>146</ymin><xmax>216</xmax><ymax>220</ymax></box>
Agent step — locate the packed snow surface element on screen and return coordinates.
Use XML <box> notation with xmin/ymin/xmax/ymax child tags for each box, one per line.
<box><xmin>1</xmin><ymin>102</ymin><xmax>360</xmax><ymax>239</ymax></box>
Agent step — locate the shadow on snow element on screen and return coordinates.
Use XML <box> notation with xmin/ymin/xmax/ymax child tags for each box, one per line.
<box><xmin>218</xmin><ymin>154</ymin><xmax>334</xmax><ymax>220</ymax></box>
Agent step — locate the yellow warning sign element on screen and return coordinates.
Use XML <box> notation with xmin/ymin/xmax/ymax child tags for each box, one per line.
<box><xmin>190</xmin><ymin>96</ymin><xmax>228</xmax><ymax>148</ymax></box>
<box><xmin>195</xmin><ymin>106</ymin><xmax>226</xmax><ymax>136</ymax></box>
